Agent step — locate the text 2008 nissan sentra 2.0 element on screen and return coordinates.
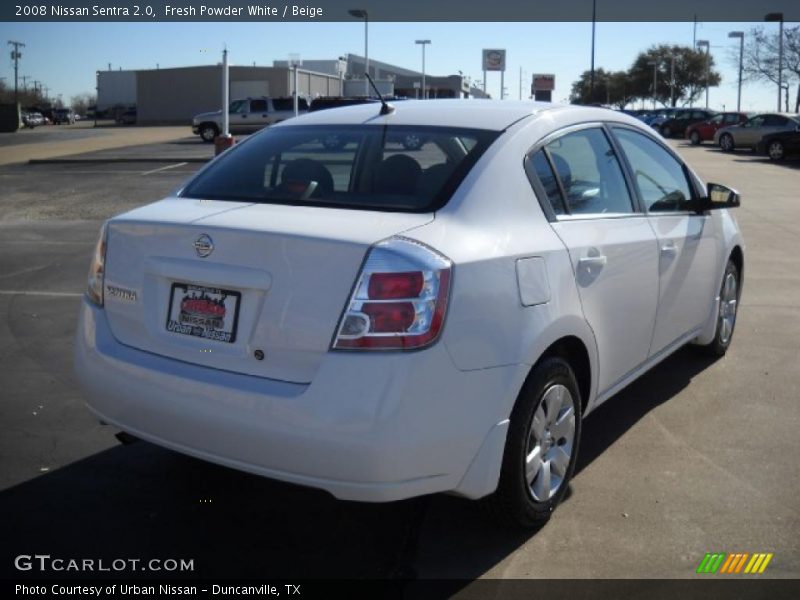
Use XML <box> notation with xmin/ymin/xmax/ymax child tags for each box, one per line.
<box><xmin>74</xmin><ymin>100</ymin><xmax>743</xmax><ymax>527</ymax></box>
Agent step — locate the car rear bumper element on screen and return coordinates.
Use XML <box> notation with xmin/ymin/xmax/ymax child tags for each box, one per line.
<box><xmin>74</xmin><ymin>298</ymin><xmax>524</xmax><ymax>502</ymax></box>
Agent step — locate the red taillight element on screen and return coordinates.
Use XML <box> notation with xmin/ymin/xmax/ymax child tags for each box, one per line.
<box><xmin>368</xmin><ymin>271</ymin><xmax>424</xmax><ymax>300</ymax></box>
<box><xmin>333</xmin><ymin>238</ymin><xmax>452</xmax><ymax>351</ymax></box>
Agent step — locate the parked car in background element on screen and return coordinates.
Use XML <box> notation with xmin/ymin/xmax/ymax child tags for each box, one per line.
<box><xmin>755</xmin><ymin>128</ymin><xmax>800</xmax><ymax>161</ymax></box>
<box><xmin>116</xmin><ymin>109</ymin><xmax>137</xmax><ymax>125</ymax></box>
<box><xmin>23</xmin><ymin>112</ymin><xmax>44</xmax><ymax>128</ymax></box>
<box><xmin>685</xmin><ymin>112</ymin><xmax>749</xmax><ymax>145</ymax></box>
<box><xmin>75</xmin><ymin>101</ymin><xmax>744</xmax><ymax>528</ymax></box>
<box><xmin>644</xmin><ymin>108</ymin><xmax>680</xmax><ymax>128</ymax></box>
<box><xmin>53</xmin><ymin>108</ymin><xmax>76</xmax><ymax>125</ymax></box>
<box><xmin>192</xmin><ymin>97</ymin><xmax>309</xmax><ymax>142</ymax></box>
<box><xmin>657</xmin><ymin>108</ymin><xmax>716</xmax><ymax>138</ymax></box>
<box><xmin>715</xmin><ymin>113</ymin><xmax>800</xmax><ymax>152</ymax></box>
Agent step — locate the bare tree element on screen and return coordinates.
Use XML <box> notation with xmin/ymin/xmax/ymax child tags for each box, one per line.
<box><xmin>70</xmin><ymin>93</ymin><xmax>96</xmax><ymax>117</ymax></box>
<box><xmin>739</xmin><ymin>25</ymin><xmax>800</xmax><ymax>111</ymax></box>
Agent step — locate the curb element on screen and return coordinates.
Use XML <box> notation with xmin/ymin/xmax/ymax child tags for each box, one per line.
<box><xmin>28</xmin><ymin>157</ymin><xmax>210</xmax><ymax>165</ymax></box>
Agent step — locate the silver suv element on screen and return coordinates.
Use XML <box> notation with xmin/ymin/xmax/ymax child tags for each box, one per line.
<box><xmin>192</xmin><ymin>97</ymin><xmax>309</xmax><ymax>142</ymax></box>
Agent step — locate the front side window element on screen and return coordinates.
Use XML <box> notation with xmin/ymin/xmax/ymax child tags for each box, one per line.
<box><xmin>182</xmin><ymin>125</ymin><xmax>498</xmax><ymax>212</ymax></box>
<box><xmin>709</xmin><ymin>115</ymin><xmax>724</xmax><ymax>124</ymax></box>
<box><xmin>613</xmin><ymin>127</ymin><xmax>693</xmax><ymax>213</ymax></box>
<box><xmin>542</xmin><ymin>128</ymin><xmax>633</xmax><ymax>216</ymax></box>
<box><xmin>229</xmin><ymin>100</ymin><xmax>247</xmax><ymax>114</ymax></box>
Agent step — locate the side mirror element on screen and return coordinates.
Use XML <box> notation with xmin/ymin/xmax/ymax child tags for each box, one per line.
<box><xmin>698</xmin><ymin>183</ymin><xmax>740</xmax><ymax>211</ymax></box>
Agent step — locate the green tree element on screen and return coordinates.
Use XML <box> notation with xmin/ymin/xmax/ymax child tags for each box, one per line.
<box><xmin>628</xmin><ymin>44</ymin><xmax>720</xmax><ymax>108</ymax></box>
<box><xmin>569</xmin><ymin>68</ymin><xmax>635</xmax><ymax>108</ymax></box>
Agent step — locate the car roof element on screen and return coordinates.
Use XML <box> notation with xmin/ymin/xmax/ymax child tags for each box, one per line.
<box><xmin>275</xmin><ymin>99</ymin><xmax>567</xmax><ymax>131</ymax></box>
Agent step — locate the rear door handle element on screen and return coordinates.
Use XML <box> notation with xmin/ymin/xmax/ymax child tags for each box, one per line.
<box><xmin>661</xmin><ymin>241</ymin><xmax>678</xmax><ymax>255</ymax></box>
<box><xmin>578</xmin><ymin>255</ymin><xmax>607</xmax><ymax>268</ymax></box>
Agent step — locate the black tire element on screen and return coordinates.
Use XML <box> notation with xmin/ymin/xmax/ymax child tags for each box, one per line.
<box><xmin>767</xmin><ymin>140</ymin><xmax>786</xmax><ymax>161</ymax></box>
<box><xmin>662</xmin><ymin>126</ymin><xmax>672</xmax><ymax>138</ymax></box>
<box><xmin>699</xmin><ymin>259</ymin><xmax>740</xmax><ymax>357</ymax></box>
<box><xmin>689</xmin><ymin>130</ymin><xmax>701</xmax><ymax>145</ymax></box>
<box><xmin>719</xmin><ymin>133</ymin><xmax>735</xmax><ymax>152</ymax></box>
<box><xmin>484</xmin><ymin>356</ymin><xmax>583</xmax><ymax>528</ymax></box>
<box><xmin>199</xmin><ymin>123</ymin><xmax>219</xmax><ymax>143</ymax></box>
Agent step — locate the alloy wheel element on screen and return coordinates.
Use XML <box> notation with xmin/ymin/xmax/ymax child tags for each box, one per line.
<box><xmin>718</xmin><ymin>271</ymin><xmax>738</xmax><ymax>345</ymax></box>
<box><xmin>525</xmin><ymin>384</ymin><xmax>576</xmax><ymax>502</ymax></box>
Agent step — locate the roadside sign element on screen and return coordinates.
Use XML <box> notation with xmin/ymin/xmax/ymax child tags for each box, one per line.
<box><xmin>482</xmin><ymin>49</ymin><xmax>506</xmax><ymax>72</ymax></box>
<box><xmin>532</xmin><ymin>74</ymin><xmax>555</xmax><ymax>92</ymax></box>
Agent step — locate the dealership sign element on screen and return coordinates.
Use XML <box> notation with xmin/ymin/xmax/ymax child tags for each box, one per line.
<box><xmin>532</xmin><ymin>74</ymin><xmax>555</xmax><ymax>91</ymax></box>
<box><xmin>482</xmin><ymin>49</ymin><xmax>506</xmax><ymax>72</ymax></box>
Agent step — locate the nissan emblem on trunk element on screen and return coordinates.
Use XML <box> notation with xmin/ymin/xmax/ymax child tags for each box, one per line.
<box><xmin>194</xmin><ymin>234</ymin><xmax>214</xmax><ymax>258</ymax></box>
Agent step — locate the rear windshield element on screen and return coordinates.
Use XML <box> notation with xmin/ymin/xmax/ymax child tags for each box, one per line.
<box><xmin>181</xmin><ymin>125</ymin><xmax>499</xmax><ymax>212</ymax></box>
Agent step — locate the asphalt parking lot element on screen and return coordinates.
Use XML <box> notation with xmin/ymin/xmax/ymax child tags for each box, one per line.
<box><xmin>0</xmin><ymin>131</ymin><xmax>798</xmax><ymax>585</ymax></box>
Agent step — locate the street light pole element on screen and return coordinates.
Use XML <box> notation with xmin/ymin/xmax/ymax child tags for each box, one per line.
<box><xmin>415</xmin><ymin>40</ymin><xmax>431</xmax><ymax>99</ymax></box>
<box><xmin>765</xmin><ymin>13</ymin><xmax>784</xmax><ymax>112</ymax></box>
<box><xmin>348</xmin><ymin>9</ymin><xmax>369</xmax><ymax>96</ymax></box>
<box><xmin>589</xmin><ymin>0</ymin><xmax>596</xmax><ymax>100</ymax></box>
<box><xmin>648</xmin><ymin>60</ymin><xmax>657</xmax><ymax>110</ymax></box>
<box><xmin>669</xmin><ymin>54</ymin><xmax>675</xmax><ymax>107</ymax></box>
<box><xmin>728</xmin><ymin>31</ymin><xmax>744</xmax><ymax>112</ymax></box>
<box><xmin>696</xmin><ymin>40</ymin><xmax>710</xmax><ymax>108</ymax></box>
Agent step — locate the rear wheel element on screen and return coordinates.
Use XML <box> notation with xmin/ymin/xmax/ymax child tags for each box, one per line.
<box><xmin>768</xmin><ymin>140</ymin><xmax>786</xmax><ymax>161</ymax></box>
<box><xmin>719</xmin><ymin>133</ymin><xmax>735</xmax><ymax>152</ymax></box>
<box><xmin>700</xmin><ymin>259</ymin><xmax>740</xmax><ymax>357</ymax></box>
<box><xmin>199</xmin><ymin>123</ymin><xmax>219</xmax><ymax>143</ymax></box>
<box><xmin>662</xmin><ymin>126</ymin><xmax>672</xmax><ymax>138</ymax></box>
<box><xmin>484</xmin><ymin>356</ymin><xmax>582</xmax><ymax>528</ymax></box>
<box><xmin>690</xmin><ymin>130</ymin><xmax>701</xmax><ymax>145</ymax></box>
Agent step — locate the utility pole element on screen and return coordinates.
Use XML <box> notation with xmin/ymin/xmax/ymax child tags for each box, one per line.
<box><xmin>33</xmin><ymin>80</ymin><xmax>41</xmax><ymax>96</ymax></box>
<box><xmin>20</xmin><ymin>75</ymin><xmax>30</xmax><ymax>91</ymax></box>
<box><xmin>8</xmin><ymin>40</ymin><xmax>25</xmax><ymax>106</ymax></box>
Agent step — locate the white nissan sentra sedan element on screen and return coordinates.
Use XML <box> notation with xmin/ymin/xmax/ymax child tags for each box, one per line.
<box><xmin>75</xmin><ymin>100</ymin><xmax>743</xmax><ymax>527</ymax></box>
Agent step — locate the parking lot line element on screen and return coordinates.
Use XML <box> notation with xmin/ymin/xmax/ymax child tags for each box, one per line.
<box><xmin>141</xmin><ymin>162</ymin><xmax>188</xmax><ymax>176</ymax></box>
<box><xmin>0</xmin><ymin>290</ymin><xmax>82</xmax><ymax>297</ymax></box>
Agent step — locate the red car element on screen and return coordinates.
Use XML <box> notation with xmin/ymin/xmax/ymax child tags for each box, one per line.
<box><xmin>686</xmin><ymin>112</ymin><xmax>749</xmax><ymax>145</ymax></box>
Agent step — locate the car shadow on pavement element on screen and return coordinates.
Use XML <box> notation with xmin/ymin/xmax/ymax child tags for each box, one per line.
<box><xmin>0</xmin><ymin>347</ymin><xmax>717</xmax><ymax>585</ymax></box>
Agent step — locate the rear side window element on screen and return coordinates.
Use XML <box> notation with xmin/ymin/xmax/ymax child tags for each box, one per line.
<box><xmin>526</xmin><ymin>151</ymin><xmax>566</xmax><ymax>215</ymax></box>
<box><xmin>612</xmin><ymin>127</ymin><xmax>693</xmax><ymax>212</ymax></box>
<box><xmin>182</xmin><ymin>125</ymin><xmax>498</xmax><ymax>212</ymax></box>
<box><xmin>250</xmin><ymin>99</ymin><xmax>267</xmax><ymax>112</ymax></box>
<box><xmin>541</xmin><ymin>128</ymin><xmax>634</xmax><ymax>216</ymax></box>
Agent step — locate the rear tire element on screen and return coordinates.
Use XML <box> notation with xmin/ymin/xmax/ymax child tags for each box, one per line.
<box><xmin>699</xmin><ymin>259</ymin><xmax>740</xmax><ymax>357</ymax></box>
<box><xmin>768</xmin><ymin>140</ymin><xmax>786</xmax><ymax>161</ymax></box>
<box><xmin>690</xmin><ymin>130</ymin><xmax>701</xmax><ymax>145</ymax></box>
<box><xmin>483</xmin><ymin>356</ymin><xmax>582</xmax><ymax>528</ymax></box>
<box><xmin>662</xmin><ymin>126</ymin><xmax>672</xmax><ymax>138</ymax></box>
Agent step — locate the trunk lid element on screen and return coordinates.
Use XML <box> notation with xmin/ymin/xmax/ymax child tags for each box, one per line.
<box><xmin>103</xmin><ymin>197</ymin><xmax>433</xmax><ymax>383</ymax></box>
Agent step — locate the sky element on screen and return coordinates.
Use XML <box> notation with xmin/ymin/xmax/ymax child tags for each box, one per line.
<box><xmin>1</xmin><ymin>20</ymin><xmax>788</xmax><ymax>112</ymax></box>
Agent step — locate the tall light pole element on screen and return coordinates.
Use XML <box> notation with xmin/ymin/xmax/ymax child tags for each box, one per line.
<box><xmin>696</xmin><ymin>40</ymin><xmax>710</xmax><ymax>108</ymax></box>
<box><xmin>415</xmin><ymin>40</ymin><xmax>431</xmax><ymax>99</ymax></box>
<box><xmin>764</xmin><ymin>13</ymin><xmax>784</xmax><ymax>112</ymax></box>
<box><xmin>647</xmin><ymin>60</ymin><xmax>657</xmax><ymax>110</ymax></box>
<box><xmin>728</xmin><ymin>31</ymin><xmax>744</xmax><ymax>112</ymax></box>
<box><xmin>669</xmin><ymin>54</ymin><xmax>676</xmax><ymax>107</ymax></box>
<box><xmin>289</xmin><ymin>53</ymin><xmax>302</xmax><ymax>116</ymax></box>
<box><xmin>348</xmin><ymin>9</ymin><xmax>369</xmax><ymax>96</ymax></box>
<box><xmin>589</xmin><ymin>0</ymin><xmax>596</xmax><ymax>100</ymax></box>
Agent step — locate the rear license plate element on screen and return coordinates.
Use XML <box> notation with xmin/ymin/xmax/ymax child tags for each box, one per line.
<box><xmin>166</xmin><ymin>283</ymin><xmax>241</xmax><ymax>343</ymax></box>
